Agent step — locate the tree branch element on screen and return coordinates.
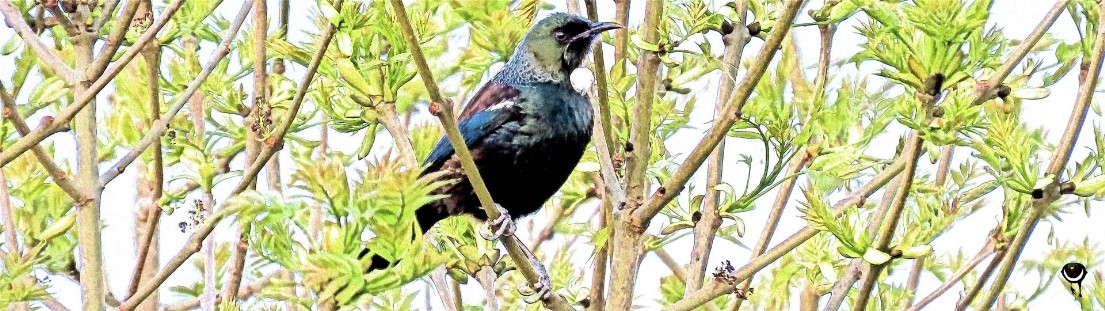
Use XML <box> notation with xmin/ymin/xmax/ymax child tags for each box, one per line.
<box><xmin>118</xmin><ymin>202</ymin><xmax>250</xmax><ymax>310</ymax></box>
<box><xmin>86</xmin><ymin>0</ymin><xmax>141</xmax><ymax>79</ymax></box>
<box><xmin>632</xmin><ymin>0</ymin><xmax>804</xmax><ymax>224</ymax></box>
<box><xmin>665</xmin><ymin>155</ymin><xmax>908</xmax><ymax>311</ymax></box>
<box><xmin>125</xmin><ymin>23</ymin><xmax>165</xmax><ymax>307</ymax></box>
<box><xmin>228</xmin><ymin>12</ymin><xmax>335</xmax><ymax>197</ymax></box>
<box><xmin>685</xmin><ymin>1</ymin><xmax>749</xmax><ymax>297</ymax></box>
<box><xmin>976</xmin><ymin>1</ymin><xmax>1104</xmax><ymax>308</ymax></box>
<box><xmin>98</xmin><ymin>0</ymin><xmax>243</xmax><ymax>186</ymax></box>
<box><xmin>852</xmin><ymin>132</ymin><xmax>926</xmax><ymax>310</ymax></box>
<box><xmin>0</xmin><ymin>83</ymin><xmax>85</xmax><ymax>204</ymax></box>
<box><xmin>907</xmin><ymin>234</ymin><xmax>997</xmax><ymax>311</ymax></box>
<box><xmin>605</xmin><ymin>0</ymin><xmax>666</xmax><ymax>307</ymax></box>
<box><xmin>0</xmin><ymin>0</ymin><xmax>186</xmax><ymax>168</ymax></box>
<box><xmin>0</xmin><ymin>0</ymin><xmax>78</xmax><ymax>83</ymax></box>
<box><xmin>226</xmin><ymin>0</ymin><xmax>269</xmax><ymax>302</ymax></box>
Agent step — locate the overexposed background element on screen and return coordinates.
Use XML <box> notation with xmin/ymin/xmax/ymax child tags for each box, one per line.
<box><xmin>2</xmin><ymin>0</ymin><xmax>1103</xmax><ymax>310</ymax></box>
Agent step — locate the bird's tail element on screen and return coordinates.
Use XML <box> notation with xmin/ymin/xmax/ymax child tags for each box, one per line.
<box><xmin>360</xmin><ymin>202</ymin><xmax>449</xmax><ymax>271</ymax></box>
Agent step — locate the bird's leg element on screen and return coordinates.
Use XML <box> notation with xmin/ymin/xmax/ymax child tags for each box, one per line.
<box><xmin>479</xmin><ymin>204</ymin><xmax>516</xmax><ymax>240</ymax></box>
<box><xmin>516</xmin><ymin>244</ymin><xmax>552</xmax><ymax>303</ymax></box>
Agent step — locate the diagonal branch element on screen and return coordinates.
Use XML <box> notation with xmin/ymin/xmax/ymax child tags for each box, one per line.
<box><xmin>664</xmin><ymin>155</ymin><xmax>908</xmax><ymax>311</ymax></box>
<box><xmin>0</xmin><ymin>83</ymin><xmax>85</xmax><ymax>204</ymax></box>
<box><xmin>97</xmin><ymin>0</ymin><xmax>235</xmax><ymax>186</ymax></box>
<box><xmin>632</xmin><ymin>0</ymin><xmax>805</xmax><ymax>224</ymax></box>
<box><xmin>114</xmin><ymin>2</ymin><xmax>256</xmax><ymax>308</ymax></box>
<box><xmin>0</xmin><ymin>0</ymin><xmax>78</xmax><ymax>82</ymax></box>
<box><xmin>976</xmin><ymin>1</ymin><xmax>1105</xmax><ymax>308</ymax></box>
<box><xmin>87</xmin><ymin>0</ymin><xmax>141</xmax><ymax>79</ymax></box>
<box><xmin>0</xmin><ymin>0</ymin><xmax>187</xmax><ymax>168</ymax></box>
<box><xmin>228</xmin><ymin>15</ymin><xmax>335</xmax><ymax>197</ymax></box>
<box><xmin>907</xmin><ymin>234</ymin><xmax>997</xmax><ymax>311</ymax></box>
<box><xmin>386</xmin><ymin>1</ymin><xmax>576</xmax><ymax>309</ymax></box>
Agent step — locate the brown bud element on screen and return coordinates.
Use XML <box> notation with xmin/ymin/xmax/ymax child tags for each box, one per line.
<box><xmin>747</xmin><ymin>22</ymin><xmax>761</xmax><ymax>36</ymax></box>
<box><xmin>931</xmin><ymin>106</ymin><xmax>945</xmax><ymax>118</ymax></box>
<box><xmin>995</xmin><ymin>84</ymin><xmax>1011</xmax><ymax>98</ymax></box>
<box><xmin>721</xmin><ymin>19</ymin><xmax>735</xmax><ymax>35</ymax></box>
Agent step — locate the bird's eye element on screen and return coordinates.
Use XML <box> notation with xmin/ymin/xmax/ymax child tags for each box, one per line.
<box><xmin>553</xmin><ymin>30</ymin><xmax>568</xmax><ymax>42</ymax></box>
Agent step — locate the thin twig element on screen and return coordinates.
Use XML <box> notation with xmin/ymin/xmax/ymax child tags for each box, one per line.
<box><xmin>228</xmin><ymin>17</ymin><xmax>336</xmax><ymax>197</ymax></box>
<box><xmin>226</xmin><ymin>0</ymin><xmax>269</xmax><ymax>302</ymax></box>
<box><xmin>87</xmin><ymin>0</ymin><xmax>141</xmax><ymax>79</ymax></box>
<box><xmin>200</xmin><ymin>191</ymin><xmax>216</xmax><ymax>311</ymax></box>
<box><xmin>583</xmin><ymin>0</ymin><xmax>613</xmax><ymax>149</ymax></box>
<box><xmin>0</xmin><ymin>170</ymin><xmax>17</xmax><ymax>255</ymax></box>
<box><xmin>98</xmin><ymin>0</ymin><xmax>243</xmax><ymax>186</ymax></box>
<box><xmin>0</xmin><ymin>0</ymin><xmax>78</xmax><ymax>82</ymax></box>
<box><xmin>119</xmin><ymin>203</ymin><xmax>251</xmax><ymax>310</ymax></box>
<box><xmin>427</xmin><ymin>267</ymin><xmax>462</xmax><ymax>311</ymax></box>
<box><xmin>0</xmin><ymin>0</ymin><xmax>187</xmax><ymax>168</ymax></box>
<box><xmin>376</xmin><ymin>102</ymin><xmax>418</xmax><ymax>167</ymax></box>
<box><xmin>93</xmin><ymin>0</ymin><xmax>122</xmax><ymax>28</ymax></box>
<box><xmin>632</xmin><ymin>0</ymin><xmax>804</xmax><ymax>224</ymax></box>
<box><xmin>654</xmin><ymin>248</ymin><xmax>722</xmax><ymax>311</ymax></box>
<box><xmin>852</xmin><ymin>133</ymin><xmax>926</xmax><ymax>310</ymax></box>
<box><xmin>125</xmin><ymin>20</ymin><xmax>165</xmax><ymax>310</ymax></box>
<box><xmin>0</xmin><ymin>84</ymin><xmax>85</xmax><ymax>204</ymax></box>
<box><xmin>44</xmin><ymin>3</ymin><xmax>74</xmax><ymax>34</ymax></box>
<box><xmin>903</xmin><ymin>145</ymin><xmax>955</xmax><ymax>306</ymax></box>
<box><xmin>165</xmin><ymin>273</ymin><xmax>278</xmax><ymax>311</ymax></box>
<box><xmin>665</xmin><ymin>155</ymin><xmax>908</xmax><ymax>311</ymax></box>
<box><xmin>907</xmin><ymin>236</ymin><xmax>997</xmax><ymax>311</ymax></box>
<box><xmin>387</xmin><ymin>1</ymin><xmax>576</xmax><ymax>309</ymax></box>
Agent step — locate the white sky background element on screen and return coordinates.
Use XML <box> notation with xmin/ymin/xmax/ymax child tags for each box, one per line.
<box><xmin>2</xmin><ymin>0</ymin><xmax>1104</xmax><ymax>310</ymax></box>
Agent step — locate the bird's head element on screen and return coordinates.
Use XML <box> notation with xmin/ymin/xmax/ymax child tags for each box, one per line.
<box><xmin>513</xmin><ymin>13</ymin><xmax>621</xmax><ymax>80</ymax></box>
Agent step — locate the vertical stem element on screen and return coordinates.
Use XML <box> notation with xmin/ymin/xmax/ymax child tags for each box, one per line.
<box><xmin>584</xmin><ymin>0</ymin><xmax>613</xmax><ymax>149</ymax></box>
<box><xmin>0</xmin><ymin>171</ymin><xmax>17</xmax><ymax>254</ymax></box>
<box><xmin>134</xmin><ymin>13</ymin><xmax>163</xmax><ymax>308</ymax></box>
<box><xmin>227</xmin><ymin>0</ymin><xmax>269</xmax><ymax>302</ymax></box>
<box><xmin>476</xmin><ymin>266</ymin><xmax>499</xmax><ymax>311</ymax></box>
<box><xmin>200</xmin><ymin>190</ymin><xmax>216</xmax><ymax>311</ymax></box>
<box><xmin>852</xmin><ymin>122</ymin><xmax>926</xmax><ymax>311</ymax></box>
<box><xmin>73</xmin><ymin>16</ymin><xmax>106</xmax><ymax>311</ymax></box>
<box><xmin>612</xmin><ymin>0</ymin><xmax>630</xmax><ymax>71</ymax></box>
<box><xmin>903</xmin><ymin>145</ymin><xmax>954</xmax><ymax>306</ymax></box>
<box><xmin>686</xmin><ymin>1</ymin><xmax>748</xmax><ymax>297</ymax></box>
<box><xmin>606</xmin><ymin>0</ymin><xmax>663</xmax><ymax>308</ymax></box>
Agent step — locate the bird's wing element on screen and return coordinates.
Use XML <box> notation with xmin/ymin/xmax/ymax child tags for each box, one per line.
<box><xmin>458</xmin><ymin>82</ymin><xmax>521</xmax><ymax>119</ymax></box>
<box><xmin>423</xmin><ymin>82</ymin><xmax>524</xmax><ymax>172</ymax></box>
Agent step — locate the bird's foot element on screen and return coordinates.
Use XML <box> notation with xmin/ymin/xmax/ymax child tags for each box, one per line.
<box><xmin>479</xmin><ymin>204</ymin><xmax>515</xmax><ymax>240</ymax></box>
<box><xmin>518</xmin><ymin>257</ymin><xmax>552</xmax><ymax>304</ymax></box>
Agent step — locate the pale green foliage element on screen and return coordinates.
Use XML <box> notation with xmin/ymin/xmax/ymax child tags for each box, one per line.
<box><xmin>3</xmin><ymin>0</ymin><xmax>1105</xmax><ymax>310</ymax></box>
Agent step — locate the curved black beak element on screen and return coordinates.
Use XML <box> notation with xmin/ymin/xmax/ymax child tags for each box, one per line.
<box><xmin>569</xmin><ymin>21</ymin><xmax>624</xmax><ymax>43</ymax></box>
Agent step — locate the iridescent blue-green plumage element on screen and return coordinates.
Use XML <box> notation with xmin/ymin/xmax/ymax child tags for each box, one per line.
<box><xmin>364</xmin><ymin>13</ymin><xmax>620</xmax><ymax>271</ymax></box>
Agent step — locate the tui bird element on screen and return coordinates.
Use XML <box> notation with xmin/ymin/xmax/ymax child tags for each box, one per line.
<box><xmin>360</xmin><ymin>12</ymin><xmax>621</xmax><ymax>287</ymax></box>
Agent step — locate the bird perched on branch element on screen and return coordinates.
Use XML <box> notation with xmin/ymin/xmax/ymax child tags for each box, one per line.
<box><xmin>361</xmin><ymin>12</ymin><xmax>621</xmax><ymax>291</ymax></box>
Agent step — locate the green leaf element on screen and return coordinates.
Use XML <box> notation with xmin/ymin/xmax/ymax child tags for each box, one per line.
<box><xmin>862</xmin><ymin>248</ymin><xmax>891</xmax><ymax>265</ymax></box>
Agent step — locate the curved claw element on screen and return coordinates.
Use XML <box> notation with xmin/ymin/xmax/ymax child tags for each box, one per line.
<box><xmin>518</xmin><ymin>276</ymin><xmax>552</xmax><ymax>304</ymax></box>
<box><xmin>480</xmin><ymin>205</ymin><xmax>515</xmax><ymax>240</ymax></box>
